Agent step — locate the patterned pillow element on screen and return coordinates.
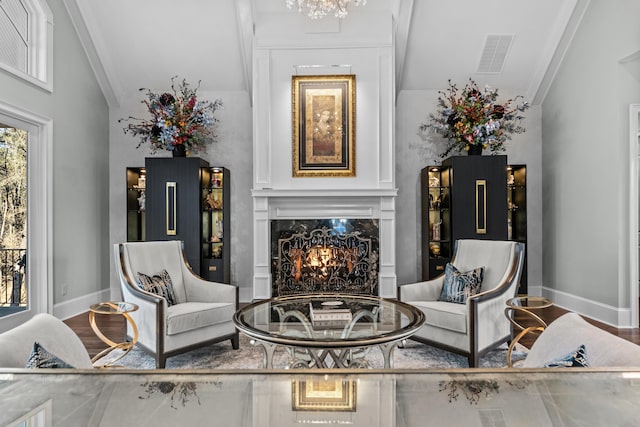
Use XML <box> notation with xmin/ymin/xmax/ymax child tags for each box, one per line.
<box><xmin>544</xmin><ymin>344</ymin><xmax>589</xmax><ymax>368</ymax></box>
<box><xmin>438</xmin><ymin>263</ymin><xmax>484</xmax><ymax>304</ymax></box>
<box><xmin>25</xmin><ymin>342</ymin><xmax>75</xmax><ymax>368</ymax></box>
<box><xmin>137</xmin><ymin>269</ymin><xmax>178</xmax><ymax>306</ymax></box>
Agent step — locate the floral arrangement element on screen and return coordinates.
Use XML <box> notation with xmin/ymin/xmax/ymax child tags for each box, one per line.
<box><xmin>421</xmin><ymin>78</ymin><xmax>530</xmax><ymax>157</ymax></box>
<box><xmin>121</xmin><ymin>76</ymin><xmax>222</xmax><ymax>154</ymax></box>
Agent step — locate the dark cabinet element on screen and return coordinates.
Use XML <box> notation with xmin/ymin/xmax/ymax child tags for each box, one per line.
<box><xmin>421</xmin><ymin>155</ymin><xmax>509</xmax><ymax>280</ymax></box>
<box><xmin>142</xmin><ymin>158</ymin><xmax>230</xmax><ymax>283</ymax></box>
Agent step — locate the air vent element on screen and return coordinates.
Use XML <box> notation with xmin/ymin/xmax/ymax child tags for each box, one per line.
<box><xmin>477</xmin><ymin>34</ymin><xmax>513</xmax><ymax>73</ymax></box>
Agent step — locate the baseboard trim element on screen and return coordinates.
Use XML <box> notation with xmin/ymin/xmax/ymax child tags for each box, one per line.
<box><xmin>541</xmin><ymin>286</ymin><xmax>634</xmax><ymax>328</ymax></box>
<box><xmin>53</xmin><ymin>288</ymin><xmax>111</xmax><ymax>320</ymax></box>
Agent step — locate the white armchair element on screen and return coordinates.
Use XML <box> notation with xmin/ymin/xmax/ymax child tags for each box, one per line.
<box><xmin>398</xmin><ymin>239</ymin><xmax>525</xmax><ymax>367</ymax></box>
<box><xmin>114</xmin><ymin>240</ymin><xmax>239</xmax><ymax>368</ymax></box>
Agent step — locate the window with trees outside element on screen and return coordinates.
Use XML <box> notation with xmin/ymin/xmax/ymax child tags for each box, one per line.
<box><xmin>0</xmin><ymin>127</ymin><xmax>27</xmax><ymax>317</ymax></box>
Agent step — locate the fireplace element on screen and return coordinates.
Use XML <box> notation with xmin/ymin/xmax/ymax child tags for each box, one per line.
<box><xmin>271</xmin><ymin>219</ymin><xmax>379</xmax><ymax>296</ymax></box>
<box><xmin>251</xmin><ymin>190</ymin><xmax>398</xmax><ymax>299</ymax></box>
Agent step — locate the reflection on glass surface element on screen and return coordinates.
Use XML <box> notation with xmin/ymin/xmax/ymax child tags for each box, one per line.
<box><xmin>1</xmin><ymin>370</ymin><xmax>639</xmax><ymax>426</ymax></box>
<box><xmin>234</xmin><ymin>294</ymin><xmax>424</xmax><ymax>346</ymax></box>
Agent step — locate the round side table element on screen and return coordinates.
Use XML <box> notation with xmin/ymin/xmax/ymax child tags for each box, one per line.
<box><xmin>504</xmin><ymin>296</ymin><xmax>553</xmax><ymax>367</ymax></box>
<box><xmin>89</xmin><ymin>301</ymin><xmax>139</xmax><ymax>367</ymax></box>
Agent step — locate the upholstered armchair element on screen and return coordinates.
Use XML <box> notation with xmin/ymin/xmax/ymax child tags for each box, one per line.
<box><xmin>398</xmin><ymin>239</ymin><xmax>525</xmax><ymax>367</ymax></box>
<box><xmin>114</xmin><ymin>240</ymin><xmax>239</xmax><ymax>368</ymax></box>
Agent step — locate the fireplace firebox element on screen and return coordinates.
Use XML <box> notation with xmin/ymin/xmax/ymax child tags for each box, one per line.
<box><xmin>271</xmin><ymin>219</ymin><xmax>379</xmax><ymax>296</ymax></box>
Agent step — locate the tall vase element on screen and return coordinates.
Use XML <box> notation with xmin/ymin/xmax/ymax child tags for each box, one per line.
<box><xmin>172</xmin><ymin>144</ymin><xmax>187</xmax><ymax>158</ymax></box>
<box><xmin>467</xmin><ymin>144</ymin><xmax>483</xmax><ymax>156</ymax></box>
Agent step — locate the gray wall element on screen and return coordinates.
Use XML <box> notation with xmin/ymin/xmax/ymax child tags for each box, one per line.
<box><xmin>542</xmin><ymin>0</ymin><xmax>640</xmax><ymax>322</ymax></box>
<box><xmin>0</xmin><ymin>0</ymin><xmax>109</xmax><ymax>306</ymax></box>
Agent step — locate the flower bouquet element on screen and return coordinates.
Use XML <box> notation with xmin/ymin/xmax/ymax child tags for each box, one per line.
<box><xmin>422</xmin><ymin>78</ymin><xmax>530</xmax><ymax>157</ymax></box>
<box><xmin>121</xmin><ymin>76</ymin><xmax>222</xmax><ymax>155</ymax></box>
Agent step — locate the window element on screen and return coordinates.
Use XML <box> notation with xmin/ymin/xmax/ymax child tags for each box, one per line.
<box><xmin>0</xmin><ymin>102</ymin><xmax>52</xmax><ymax>332</ymax></box>
<box><xmin>0</xmin><ymin>126</ymin><xmax>27</xmax><ymax>318</ymax></box>
<box><xmin>0</xmin><ymin>0</ymin><xmax>53</xmax><ymax>91</ymax></box>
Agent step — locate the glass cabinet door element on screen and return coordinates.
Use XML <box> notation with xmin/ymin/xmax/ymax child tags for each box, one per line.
<box><xmin>421</xmin><ymin>166</ymin><xmax>451</xmax><ymax>280</ymax></box>
<box><xmin>126</xmin><ymin>167</ymin><xmax>146</xmax><ymax>242</ymax></box>
<box><xmin>201</xmin><ymin>167</ymin><xmax>230</xmax><ymax>283</ymax></box>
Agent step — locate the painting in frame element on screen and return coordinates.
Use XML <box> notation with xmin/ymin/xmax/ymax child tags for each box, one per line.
<box><xmin>291</xmin><ymin>74</ymin><xmax>356</xmax><ymax>177</ymax></box>
<box><xmin>292</xmin><ymin>379</ymin><xmax>356</xmax><ymax>412</ymax></box>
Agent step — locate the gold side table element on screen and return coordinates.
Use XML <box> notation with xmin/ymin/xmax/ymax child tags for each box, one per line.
<box><xmin>89</xmin><ymin>301</ymin><xmax>139</xmax><ymax>367</ymax></box>
<box><xmin>504</xmin><ymin>296</ymin><xmax>553</xmax><ymax>367</ymax></box>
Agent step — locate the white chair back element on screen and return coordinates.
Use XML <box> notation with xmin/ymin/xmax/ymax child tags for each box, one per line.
<box><xmin>118</xmin><ymin>241</ymin><xmax>188</xmax><ymax>303</ymax></box>
<box><xmin>452</xmin><ymin>239</ymin><xmax>518</xmax><ymax>292</ymax></box>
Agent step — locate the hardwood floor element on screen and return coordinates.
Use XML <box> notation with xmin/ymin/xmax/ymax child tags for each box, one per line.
<box><xmin>66</xmin><ymin>311</ymin><xmax>126</xmax><ymax>359</ymax></box>
<box><xmin>64</xmin><ymin>303</ymin><xmax>640</xmax><ymax>360</ymax></box>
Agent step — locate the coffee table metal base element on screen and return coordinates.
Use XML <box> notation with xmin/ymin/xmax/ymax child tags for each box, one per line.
<box><xmin>249</xmin><ymin>338</ymin><xmax>403</xmax><ymax>369</ymax></box>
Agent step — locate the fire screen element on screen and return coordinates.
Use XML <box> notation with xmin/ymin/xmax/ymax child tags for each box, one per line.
<box><xmin>271</xmin><ymin>219</ymin><xmax>379</xmax><ymax>296</ymax></box>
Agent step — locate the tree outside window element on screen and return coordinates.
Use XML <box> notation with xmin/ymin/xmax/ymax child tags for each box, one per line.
<box><xmin>0</xmin><ymin>128</ymin><xmax>27</xmax><ymax>311</ymax></box>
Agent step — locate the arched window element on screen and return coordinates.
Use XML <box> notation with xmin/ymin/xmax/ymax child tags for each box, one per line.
<box><xmin>0</xmin><ymin>0</ymin><xmax>53</xmax><ymax>91</ymax></box>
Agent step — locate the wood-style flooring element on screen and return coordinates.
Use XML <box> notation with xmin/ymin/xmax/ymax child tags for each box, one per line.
<box><xmin>64</xmin><ymin>303</ymin><xmax>640</xmax><ymax>360</ymax></box>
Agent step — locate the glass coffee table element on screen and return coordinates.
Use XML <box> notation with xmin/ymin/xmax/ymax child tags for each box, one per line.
<box><xmin>233</xmin><ymin>294</ymin><xmax>425</xmax><ymax>369</ymax></box>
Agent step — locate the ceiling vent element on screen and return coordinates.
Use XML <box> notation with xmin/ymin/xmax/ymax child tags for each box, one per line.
<box><xmin>477</xmin><ymin>34</ymin><xmax>514</xmax><ymax>73</ymax></box>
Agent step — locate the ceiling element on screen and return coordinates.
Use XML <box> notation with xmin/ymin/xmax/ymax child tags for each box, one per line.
<box><xmin>65</xmin><ymin>0</ymin><xmax>587</xmax><ymax>108</ymax></box>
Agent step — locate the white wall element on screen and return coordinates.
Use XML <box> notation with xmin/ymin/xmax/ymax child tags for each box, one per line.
<box><xmin>252</xmin><ymin>10</ymin><xmax>395</xmax><ymax>192</ymax></box>
<box><xmin>0</xmin><ymin>0</ymin><xmax>109</xmax><ymax>313</ymax></box>
<box><xmin>542</xmin><ymin>0</ymin><xmax>640</xmax><ymax>326</ymax></box>
<box><xmin>395</xmin><ymin>89</ymin><xmax>543</xmax><ymax>289</ymax></box>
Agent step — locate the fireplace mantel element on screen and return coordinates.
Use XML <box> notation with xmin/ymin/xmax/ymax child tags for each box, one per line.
<box><xmin>252</xmin><ymin>188</ymin><xmax>398</xmax><ymax>300</ymax></box>
<box><xmin>252</xmin><ymin>188</ymin><xmax>398</xmax><ymax>198</ymax></box>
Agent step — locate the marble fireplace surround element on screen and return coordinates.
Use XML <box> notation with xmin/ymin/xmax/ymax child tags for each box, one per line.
<box><xmin>251</xmin><ymin>189</ymin><xmax>398</xmax><ymax>300</ymax></box>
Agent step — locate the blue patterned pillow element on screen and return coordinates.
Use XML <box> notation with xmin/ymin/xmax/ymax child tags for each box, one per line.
<box><xmin>137</xmin><ymin>269</ymin><xmax>178</xmax><ymax>306</ymax></box>
<box><xmin>544</xmin><ymin>344</ymin><xmax>589</xmax><ymax>367</ymax></box>
<box><xmin>25</xmin><ymin>342</ymin><xmax>75</xmax><ymax>368</ymax></box>
<box><xmin>438</xmin><ymin>263</ymin><xmax>484</xmax><ymax>304</ymax></box>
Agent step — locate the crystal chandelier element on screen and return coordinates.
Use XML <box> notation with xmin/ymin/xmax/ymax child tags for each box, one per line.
<box><xmin>286</xmin><ymin>0</ymin><xmax>367</xmax><ymax>19</ymax></box>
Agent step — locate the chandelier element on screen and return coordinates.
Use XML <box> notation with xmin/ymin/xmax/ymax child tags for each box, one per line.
<box><xmin>286</xmin><ymin>0</ymin><xmax>367</xmax><ymax>19</ymax></box>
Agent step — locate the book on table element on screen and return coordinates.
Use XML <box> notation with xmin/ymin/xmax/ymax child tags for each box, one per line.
<box><xmin>309</xmin><ymin>300</ymin><xmax>352</xmax><ymax>326</ymax></box>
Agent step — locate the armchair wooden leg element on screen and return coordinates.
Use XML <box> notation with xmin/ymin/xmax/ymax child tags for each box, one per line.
<box><xmin>231</xmin><ymin>332</ymin><xmax>240</xmax><ymax>350</ymax></box>
<box><xmin>468</xmin><ymin>352</ymin><xmax>478</xmax><ymax>368</ymax></box>
<box><xmin>156</xmin><ymin>355</ymin><xmax>167</xmax><ymax>369</ymax></box>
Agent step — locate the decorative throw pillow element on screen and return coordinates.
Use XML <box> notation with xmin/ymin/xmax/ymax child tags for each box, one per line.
<box><xmin>438</xmin><ymin>263</ymin><xmax>484</xmax><ymax>304</ymax></box>
<box><xmin>137</xmin><ymin>269</ymin><xmax>178</xmax><ymax>306</ymax></box>
<box><xmin>25</xmin><ymin>342</ymin><xmax>74</xmax><ymax>368</ymax></box>
<box><xmin>544</xmin><ymin>344</ymin><xmax>589</xmax><ymax>368</ymax></box>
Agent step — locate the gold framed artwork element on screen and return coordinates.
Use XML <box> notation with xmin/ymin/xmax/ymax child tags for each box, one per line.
<box><xmin>292</xmin><ymin>379</ymin><xmax>356</xmax><ymax>412</ymax></box>
<box><xmin>291</xmin><ymin>74</ymin><xmax>356</xmax><ymax>177</ymax></box>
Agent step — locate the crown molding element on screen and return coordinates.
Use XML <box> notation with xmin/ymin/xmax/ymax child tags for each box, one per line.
<box><xmin>530</xmin><ymin>0</ymin><xmax>590</xmax><ymax>106</ymax></box>
<box><xmin>393</xmin><ymin>0</ymin><xmax>413</xmax><ymax>102</ymax></box>
<box><xmin>235</xmin><ymin>0</ymin><xmax>254</xmax><ymax>106</ymax></box>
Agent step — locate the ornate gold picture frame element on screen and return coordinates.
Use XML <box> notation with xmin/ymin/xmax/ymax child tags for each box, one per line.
<box><xmin>291</xmin><ymin>75</ymin><xmax>356</xmax><ymax>177</ymax></box>
<box><xmin>292</xmin><ymin>379</ymin><xmax>356</xmax><ymax>412</ymax></box>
